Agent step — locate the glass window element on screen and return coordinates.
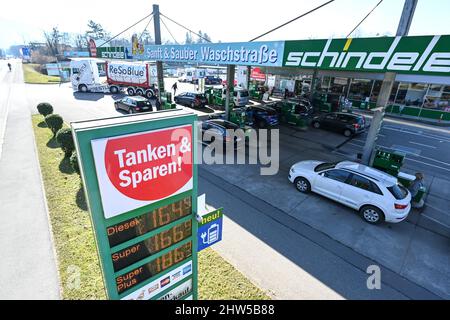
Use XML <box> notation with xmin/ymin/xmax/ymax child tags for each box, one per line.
<box><xmin>405</xmin><ymin>83</ymin><xmax>427</xmax><ymax>107</ymax></box>
<box><xmin>423</xmin><ymin>84</ymin><xmax>449</xmax><ymax>111</ymax></box>
<box><xmin>387</xmin><ymin>184</ymin><xmax>408</xmax><ymax>200</ymax></box>
<box><xmin>370</xmin><ymin>80</ymin><xmax>383</xmax><ymax>102</ymax></box>
<box><xmin>324</xmin><ymin>169</ymin><xmax>351</xmax><ymax>183</ymax></box>
<box><xmin>395</xmin><ymin>83</ymin><xmax>409</xmax><ymax>105</ymax></box>
<box><xmin>349</xmin><ymin>174</ymin><xmax>372</xmax><ymax>191</ymax></box>
<box><xmin>329</xmin><ymin>77</ymin><xmax>349</xmax><ymax>95</ymax></box>
<box><xmin>348</xmin><ymin>79</ymin><xmax>372</xmax><ymax>102</ymax></box>
<box><xmin>314</xmin><ymin>162</ymin><xmax>337</xmax><ymax>172</ymax></box>
<box><xmin>389</xmin><ymin>82</ymin><xmax>400</xmax><ymax>104</ymax></box>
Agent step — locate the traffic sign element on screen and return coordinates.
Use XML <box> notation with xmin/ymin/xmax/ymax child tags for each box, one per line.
<box><xmin>197</xmin><ymin>208</ymin><xmax>223</xmax><ymax>252</ymax></box>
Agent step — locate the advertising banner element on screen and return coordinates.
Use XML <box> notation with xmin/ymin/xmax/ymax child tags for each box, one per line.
<box><xmin>283</xmin><ymin>35</ymin><xmax>450</xmax><ymax>76</ymax></box>
<box><xmin>91</xmin><ymin>124</ymin><xmax>193</xmax><ymax>218</ymax></box>
<box><xmin>141</xmin><ymin>41</ymin><xmax>285</xmax><ymax>67</ymax></box>
<box><xmin>97</xmin><ymin>47</ymin><xmax>126</xmax><ymax>59</ymax></box>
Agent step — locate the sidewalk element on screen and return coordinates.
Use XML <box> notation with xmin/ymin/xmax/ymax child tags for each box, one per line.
<box><xmin>0</xmin><ymin>62</ymin><xmax>60</xmax><ymax>299</ymax></box>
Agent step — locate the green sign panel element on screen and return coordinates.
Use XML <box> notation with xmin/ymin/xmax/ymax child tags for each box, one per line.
<box><xmin>71</xmin><ymin>109</ymin><xmax>198</xmax><ymax>300</ymax></box>
<box><xmin>97</xmin><ymin>46</ymin><xmax>127</xmax><ymax>59</ymax></box>
<box><xmin>283</xmin><ymin>35</ymin><xmax>450</xmax><ymax>76</ymax></box>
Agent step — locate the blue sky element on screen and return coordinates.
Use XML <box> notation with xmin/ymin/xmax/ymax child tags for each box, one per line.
<box><xmin>1</xmin><ymin>0</ymin><xmax>449</xmax><ymax>48</ymax></box>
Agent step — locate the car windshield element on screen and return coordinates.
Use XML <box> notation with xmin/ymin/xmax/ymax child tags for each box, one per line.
<box><xmin>196</xmin><ymin>94</ymin><xmax>206</xmax><ymax>99</ymax></box>
<box><xmin>211</xmin><ymin>120</ymin><xmax>238</xmax><ymax>129</ymax></box>
<box><xmin>136</xmin><ymin>101</ymin><xmax>151</xmax><ymax>107</ymax></box>
<box><xmin>238</xmin><ymin>90</ymin><xmax>249</xmax><ymax>97</ymax></box>
<box><xmin>314</xmin><ymin>162</ymin><xmax>338</xmax><ymax>172</ymax></box>
<box><xmin>387</xmin><ymin>184</ymin><xmax>408</xmax><ymax>200</ymax></box>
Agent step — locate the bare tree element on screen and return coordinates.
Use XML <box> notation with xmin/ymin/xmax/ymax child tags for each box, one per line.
<box><xmin>44</xmin><ymin>27</ymin><xmax>62</xmax><ymax>56</ymax></box>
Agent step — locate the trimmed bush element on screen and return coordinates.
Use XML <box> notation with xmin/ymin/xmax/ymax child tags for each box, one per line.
<box><xmin>45</xmin><ymin>114</ymin><xmax>63</xmax><ymax>136</ymax></box>
<box><xmin>56</xmin><ymin>128</ymin><xmax>75</xmax><ymax>157</ymax></box>
<box><xmin>70</xmin><ymin>151</ymin><xmax>80</xmax><ymax>175</ymax></box>
<box><xmin>37</xmin><ymin>102</ymin><xmax>53</xmax><ymax>117</ymax></box>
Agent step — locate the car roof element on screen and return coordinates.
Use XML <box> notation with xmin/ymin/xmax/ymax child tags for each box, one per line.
<box><xmin>206</xmin><ymin>119</ymin><xmax>239</xmax><ymax>128</ymax></box>
<box><xmin>335</xmin><ymin>161</ymin><xmax>397</xmax><ymax>186</ymax></box>
<box><xmin>127</xmin><ymin>96</ymin><xmax>148</xmax><ymax>101</ymax></box>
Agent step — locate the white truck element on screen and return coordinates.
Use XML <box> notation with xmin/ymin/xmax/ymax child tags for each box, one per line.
<box><xmin>178</xmin><ymin>67</ymin><xmax>206</xmax><ymax>84</ymax></box>
<box><xmin>70</xmin><ymin>59</ymin><xmax>158</xmax><ymax>98</ymax></box>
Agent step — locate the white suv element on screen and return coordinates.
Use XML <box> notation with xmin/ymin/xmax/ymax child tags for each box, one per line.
<box><xmin>288</xmin><ymin>160</ymin><xmax>411</xmax><ymax>224</ymax></box>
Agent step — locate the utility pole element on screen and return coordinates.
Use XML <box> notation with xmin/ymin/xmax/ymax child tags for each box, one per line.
<box><xmin>225</xmin><ymin>65</ymin><xmax>235</xmax><ymax>120</ymax></box>
<box><xmin>153</xmin><ymin>4</ymin><xmax>165</xmax><ymax>97</ymax></box>
<box><xmin>361</xmin><ymin>0</ymin><xmax>418</xmax><ymax>165</ymax></box>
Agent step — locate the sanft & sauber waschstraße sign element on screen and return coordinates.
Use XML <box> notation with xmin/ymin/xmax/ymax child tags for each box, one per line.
<box><xmin>141</xmin><ymin>41</ymin><xmax>286</xmax><ymax>67</ymax></box>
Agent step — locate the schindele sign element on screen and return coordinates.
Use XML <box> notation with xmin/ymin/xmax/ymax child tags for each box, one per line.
<box><xmin>283</xmin><ymin>35</ymin><xmax>450</xmax><ymax>75</ymax></box>
<box><xmin>71</xmin><ymin>109</ymin><xmax>199</xmax><ymax>300</ymax></box>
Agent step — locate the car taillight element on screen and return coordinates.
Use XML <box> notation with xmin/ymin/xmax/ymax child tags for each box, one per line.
<box><xmin>394</xmin><ymin>203</ymin><xmax>408</xmax><ymax>209</ymax></box>
<box><xmin>353</xmin><ymin>123</ymin><xmax>360</xmax><ymax>129</ymax></box>
<box><xmin>135</xmin><ymin>107</ymin><xmax>140</xmax><ymax>111</ymax></box>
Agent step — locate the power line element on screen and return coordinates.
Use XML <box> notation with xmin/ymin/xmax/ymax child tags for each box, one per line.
<box><xmin>346</xmin><ymin>0</ymin><xmax>383</xmax><ymax>38</ymax></box>
<box><xmin>249</xmin><ymin>0</ymin><xmax>335</xmax><ymax>42</ymax></box>
<box><xmin>98</xmin><ymin>11</ymin><xmax>153</xmax><ymax>47</ymax></box>
<box><xmin>138</xmin><ymin>16</ymin><xmax>154</xmax><ymax>43</ymax></box>
<box><xmin>160</xmin><ymin>12</ymin><xmax>212</xmax><ymax>43</ymax></box>
<box><xmin>160</xmin><ymin>16</ymin><xmax>179</xmax><ymax>44</ymax></box>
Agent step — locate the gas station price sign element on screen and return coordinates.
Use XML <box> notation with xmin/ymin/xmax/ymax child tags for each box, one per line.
<box><xmin>71</xmin><ymin>110</ymin><xmax>198</xmax><ymax>300</ymax></box>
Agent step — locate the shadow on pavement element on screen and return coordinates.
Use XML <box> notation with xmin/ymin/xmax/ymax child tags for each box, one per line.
<box><xmin>76</xmin><ymin>185</ymin><xmax>88</xmax><ymax>211</ymax></box>
<box><xmin>73</xmin><ymin>92</ymin><xmax>105</xmax><ymax>101</ymax></box>
<box><xmin>37</xmin><ymin>121</ymin><xmax>47</xmax><ymax>128</ymax></box>
<box><xmin>46</xmin><ymin>137</ymin><xmax>59</xmax><ymax>149</ymax></box>
<box><xmin>59</xmin><ymin>156</ymin><xmax>75</xmax><ymax>174</ymax></box>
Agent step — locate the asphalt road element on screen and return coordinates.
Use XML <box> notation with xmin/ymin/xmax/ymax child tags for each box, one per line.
<box><xmin>335</xmin><ymin>115</ymin><xmax>450</xmax><ymax>180</ymax></box>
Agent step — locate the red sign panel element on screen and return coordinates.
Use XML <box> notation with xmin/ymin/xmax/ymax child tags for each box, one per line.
<box><xmin>91</xmin><ymin>125</ymin><xmax>193</xmax><ymax>219</ymax></box>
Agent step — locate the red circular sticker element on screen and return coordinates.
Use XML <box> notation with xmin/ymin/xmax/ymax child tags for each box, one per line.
<box><xmin>104</xmin><ymin>126</ymin><xmax>192</xmax><ymax>201</ymax></box>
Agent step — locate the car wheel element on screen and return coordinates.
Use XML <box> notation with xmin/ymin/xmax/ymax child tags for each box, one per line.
<box><xmin>145</xmin><ymin>90</ymin><xmax>154</xmax><ymax>98</ymax></box>
<box><xmin>136</xmin><ymin>89</ymin><xmax>144</xmax><ymax>96</ymax></box>
<box><xmin>79</xmin><ymin>84</ymin><xmax>88</xmax><ymax>93</ymax></box>
<box><xmin>344</xmin><ymin>129</ymin><xmax>352</xmax><ymax>137</ymax></box>
<box><xmin>128</xmin><ymin>108</ymin><xmax>135</xmax><ymax>114</ymax></box>
<box><xmin>110</xmin><ymin>86</ymin><xmax>119</xmax><ymax>94</ymax></box>
<box><xmin>313</xmin><ymin>121</ymin><xmax>320</xmax><ymax>129</ymax></box>
<box><xmin>127</xmin><ymin>88</ymin><xmax>135</xmax><ymax>96</ymax></box>
<box><xmin>294</xmin><ymin>177</ymin><xmax>311</xmax><ymax>193</ymax></box>
<box><xmin>360</xmin><ymin>205</ymin><xmax>385</xmax><ymax>225</ymax></box>
<box><xmin>191</xmin><ymin>102</ymin><xmax>195</xmax><ymax>108</ymax></box>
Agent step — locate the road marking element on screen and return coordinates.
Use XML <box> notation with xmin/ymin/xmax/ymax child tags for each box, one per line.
<box><xmin>409</xmin><ymin>141</ymin><xmax>437</xmax><ymax>149</ymax></box>
<box><xmin>405</xmin><ymin>157</ymin><xmax>450</xmax><ymax>172</ymax></box>
<box><xmin>382</xmin><ymin>126</ymin><xmax>450</xmax><ymax>143</ymax></box>
<box><xmin>411</xmin><ymin>153</ymin><xmax>450</xmax><ymax>167</ymax></box>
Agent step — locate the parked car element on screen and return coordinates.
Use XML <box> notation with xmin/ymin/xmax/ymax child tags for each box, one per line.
<box><xmin>205</xmin><ymin>76</ymin><xmax>222</xmax><ymax>85</ymax></box>
<box><xmin>311</xmin><ymin>112</ymin><xmax>366</xmax><ymax>137</ymax></box>
<box><xmin>114</xmin><ymin>96</ymin><xmax>160</xmax><ymax>114</ymax></box>
<box><xmin>200</xmin><ymin>119</ymin><xmax>243</xmax><ymax>148</ymax></box>
<box><xmin>174</xmin><ymin>92</ymin><xmax>208</xmax><ymax>108</ymax></box>
<box><xmin>246</xmin><ymin>105</ymin><xmax>279</xmax><ymax>128</ymax></box>
<box><xmin>288</xmin><ymin>160</ymin><xmax>411</xmax><ymax>224</ymax></box>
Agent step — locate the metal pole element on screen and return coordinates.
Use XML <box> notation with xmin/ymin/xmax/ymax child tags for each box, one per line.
<box><xmin>396</xmin><ymin>0</ymin><xmax>418</xmax><ymax>36</ymax></box>
<box><xmin>153</xmin><ymin>4</ymin><xmax>165</xmax><ymax>96</ymax></box>
<box><xmin>225</xmin><ymin>65</ymin><xmax>235</xmax><ymax>120</ymax></box>
<box><xmin>361</xmin><ymin>0</ymin><xmax>417</xmax><ymax>164</ymax></box>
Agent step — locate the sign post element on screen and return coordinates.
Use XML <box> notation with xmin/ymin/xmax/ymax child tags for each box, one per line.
<box><xmin>71</xmin><ymin>109</ymin><xmax>198</xmax><ymax>300</ymax></box>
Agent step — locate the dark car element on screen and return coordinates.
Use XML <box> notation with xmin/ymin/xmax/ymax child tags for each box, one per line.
<box><xmin>246</xmin><ymin>105</ymin><xmax>279</xmax><ymax>128</ymax></box>
<box><xmin>174</xmin><ymin>92</ymin><xmax>208</xmax><ymax>108</ymax></box>
<box><xmin>114</xmin><ymin>96</ymin><xmax>160</xmax><ymax>114</ymax></box>
<box><xmin>311</xmin><ymin>112</ymin><xmax>366</xmax><ymax>137</ymax></box>
<box><xmin>201</xmin><ymin>119</ymin><xmax>243</xmax><ymax>148</ymax></box>
<box><xmin>205</xmin><ymin>76</ymin><xmax>222</xmax><ymax>85</ymax></box>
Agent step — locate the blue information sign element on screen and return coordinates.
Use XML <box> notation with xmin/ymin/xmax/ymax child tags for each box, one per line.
<box><xmin>197</xmin><ymin>208</ymin><xmax>223</xmax><ymax>252</ymax></box>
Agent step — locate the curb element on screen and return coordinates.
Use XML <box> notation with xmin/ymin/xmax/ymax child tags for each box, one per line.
<box><xmin>30</xmin><ymin>114</ymin><xmax>63</xmax><ymax>299</ymax></box>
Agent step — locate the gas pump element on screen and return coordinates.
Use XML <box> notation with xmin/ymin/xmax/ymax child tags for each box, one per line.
<box><xmin>160</xmin><ymin>92</ymin><xmax>176</xmax><ymax>110</ymax></box>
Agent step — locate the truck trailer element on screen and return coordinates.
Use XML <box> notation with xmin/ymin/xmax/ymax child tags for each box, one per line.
<box><xmin>70</xmin><ymin>59</ymin><xmax>158</xmax><ymax>98</ymax></box>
